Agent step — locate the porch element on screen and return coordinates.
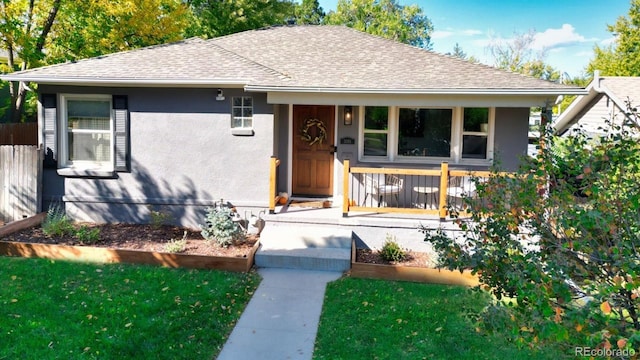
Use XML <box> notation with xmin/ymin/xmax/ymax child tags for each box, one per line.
<box><xmin>268</xmin><ymin>157</ymin><xmax>491</xmax><ymax>222</ymax></box>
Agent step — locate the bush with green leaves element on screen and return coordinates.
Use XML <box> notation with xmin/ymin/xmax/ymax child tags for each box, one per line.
<box><xmin>200</xmin><ymin>206</ymin><xmax>243</xmax><ymax>247</ymax></box>
<box><xmin>379</xmin><ymin>235</ymin><xmax>406</xmax><ymax>262</ymax></box>
<box><xmin>42</xmin><ymin>203</ymin><xmax>75</xmax><ymax>237</ymax></box>
<box><xmin>148</xmin><ymin>206</ymin><xmax>173</xmax><ymax>229</ymax></box>
<box><xmin>425</xmin><ymin>103</ymin><xmax>640</xmax><ymax>354</ymax></box>
<box><xmin>74</xmin><ymin>225</ymin><xmax>101</xmax><ymax>244</ymax></box>
<box><xmin>42</xmin><ymin>203</ymin><xmax>101</xmax><ymax>243</ymax></box>
<box><xmin>163</xmin><ymin>231</ymin><xmax>188</xmax><ymax>253</ymax></box>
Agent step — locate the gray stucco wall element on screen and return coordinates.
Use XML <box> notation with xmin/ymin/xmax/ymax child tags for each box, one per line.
<box><xmin>40</xmin><ymin>86</ymin><xmax>275</xmax><ymax>227</ymax></box>
<box><xmin>493</xmin><ymin>107</ymin><xmax>530</xmax><ymax>171</ymax></box>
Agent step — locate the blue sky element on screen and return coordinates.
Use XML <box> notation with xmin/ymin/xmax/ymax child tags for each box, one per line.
<box><xmin>317</xmin><ymin>0</ymin><xmax>631</xmax><ymax>79</ymax></box>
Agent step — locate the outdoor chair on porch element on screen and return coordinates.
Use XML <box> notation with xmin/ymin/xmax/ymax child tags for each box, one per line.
<box><xmin>446</xmin><ymin>176</ymin><xmax>477</xmax><ymax>208</ymax></box>
<box><xmin>362</xmin><ymin>174</ymin><xmax>404</xmax><ymax>207</ymax></box>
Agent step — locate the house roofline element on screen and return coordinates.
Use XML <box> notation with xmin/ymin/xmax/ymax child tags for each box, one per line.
<box><xmin>244</xmin><ymin>85</ymin><xmax>587</xmax><ymax>96</ymax></box>
<box><xmin>552</xmin><ymin>73</ymin><xmax>630</xmax><ymax>135</ymax></box>
<box><xmin>0</xmin><ymin>76</ymin><xmax>249</xmax><ymax>88</ymax></box>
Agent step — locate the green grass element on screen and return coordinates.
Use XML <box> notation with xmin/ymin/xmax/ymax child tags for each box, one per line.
<box><xmin>314</xmin><ymin>278</ymin><xmax>565</xmax><ymax>360</ymax></box>
<box><xmin>0</xmin><ymin>257</ymin><xmax>259</xmax><ymax>359</ymax></box>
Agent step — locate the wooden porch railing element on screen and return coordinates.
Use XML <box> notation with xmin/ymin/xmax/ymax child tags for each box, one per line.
<box><xmin>342</xmin><ymin>159</ymin><xmax>492</xmax><ymax>220</ymax></box>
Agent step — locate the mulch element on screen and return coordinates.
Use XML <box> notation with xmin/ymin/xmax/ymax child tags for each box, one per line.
<box><xmin>1</xmin><ymin>223</ymin><xmax>257</xmax><ymax>257</ymax></box>
<box><xmin>356</xmin><ymin>248</ymin><xmax>436</xmax><ymax>268</ymax></box>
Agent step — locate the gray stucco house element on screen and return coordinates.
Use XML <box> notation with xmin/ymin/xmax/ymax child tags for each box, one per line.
<box><xmin>2</xmin><ymin>25</ymin><xmax>584</xmax><ymax>227</ymax></box>
<box><xmin>554</xmin><ymin>72</ymin><xmax>640</xmax><ymax>136</ymax></box>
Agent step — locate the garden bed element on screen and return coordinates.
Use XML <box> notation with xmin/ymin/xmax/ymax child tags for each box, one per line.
<box><xmin>349</xmin><ymin>240</ymin><xmax>479</xmax><ymax>286</ymax></box>
<box><xmin>0</xmin><ymin>214</ymin><xmax>259</xmax><ymax>272</ymax></box>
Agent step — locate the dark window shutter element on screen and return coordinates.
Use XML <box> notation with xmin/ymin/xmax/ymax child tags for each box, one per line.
<box><xmin>42</xmin><ymin>94</ymin><xmax>57</xmax><ymax>168</ymax></box>
<box><xmin>113</xmin><ymin>95</ymin><xmax>129</xmax><ymax>172</ymax></box>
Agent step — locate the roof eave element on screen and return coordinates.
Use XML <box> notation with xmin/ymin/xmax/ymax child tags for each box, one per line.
<box><xmin>0</xmin><ymin>76</ymin><xmax>249</xmax><ymax>88</ymax></box>
<box><xmin>244</xmin><ymin>85</ymin><xmax>587</xmax><ymax>96</ymax></box>
<box><xmin>553</xmin><ymin>80</ymin><xmax>600</xmax><ymax>134</ymax></box>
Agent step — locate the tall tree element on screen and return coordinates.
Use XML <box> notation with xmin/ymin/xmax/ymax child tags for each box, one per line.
<box><xmin>0</xmin><ymin>0</ymin><xmax>61</xmax><ymax>123</ymax></box>
<box><xmin>185</xmin><ymin>0</ymin><xmax>296</xmax><ymax>39</ymax></box>
<box><xmin>587</xmin><ymin>0</ymin><xmax>640</xmax><ymax>76</ymax></box>
<box><xmin>46</xmin><ymin>0</ymin><xmax>191</xmax><ymax>63</ymax></box>
<box><xmin>487</xmin><ymin>30</ymin><xmax>560</xmax><ymax>81</ymax></box>
<box><xmin>324</xmin><ymin>0</ymin><xmax>433</xmax><ymax>49</ymax></box>
<box><xmin>0</xmin><ymin>0</ymin><xmax>190</xmax><ymax>122</ymax></box>
<box><xmin>295</xmin><ymin>0</ymin><xmax>325</xmax><ymax>25</ymax></box>
<box><xmin>449</xmin><ymin>42</ymin><xmax>466</xmax><ymax>59</ymax></box>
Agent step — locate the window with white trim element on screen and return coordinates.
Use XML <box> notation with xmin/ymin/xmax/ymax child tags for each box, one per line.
<box><xmin>398</xmin><ymin>108</ymin><xmax>452</xmax><ymax>158</ymax></box>
<box><xmin>61</xmin><ymin>94</ymin><xmax>113</xmax><ymax>170</ymax></box>
<box><xmin>462</xmin><ymin>108</ymin><xmax>489</xmax><ymax>159</ymax></box>
<box><xmin>232</xmin><ymin>96</ymin><xmax>253</xmax><ymax>128</ymax></box>
<box><xmin>358</xmin><ymin>106</ymin><xmax>494</xmax><ymax>163</ymax></box>
<box><xmin>363</xmin><ymin>106</ymin><xmax>389</xmax><ymax>157</ymax></box>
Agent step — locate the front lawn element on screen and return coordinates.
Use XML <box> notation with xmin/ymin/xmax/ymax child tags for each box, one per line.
<box><xmin>0</xmin><ymin>257</ymin><xmax>259</xmax><ymax>359</ymax></box>
<box><xmin>314</xmin><ymin>278</ymin><xmax>564</xmax><ymax>360</ymax></box>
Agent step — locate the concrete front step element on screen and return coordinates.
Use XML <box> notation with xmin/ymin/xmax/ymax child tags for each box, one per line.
<box><xmin>255</xmin><ymin>225</ymin><xmax>352</xmax><ymax>272</ymax></box>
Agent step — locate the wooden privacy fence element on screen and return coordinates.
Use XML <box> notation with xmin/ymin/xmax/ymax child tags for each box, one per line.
<box><xmin>0</xmin><ymin>122</ymin><xmax>38</xmax><ymax>145</ymax></box>
<box><xmin>0</xmin><ymin>145</ymin><xmax>42</xmax><ymax>224</ymax></box>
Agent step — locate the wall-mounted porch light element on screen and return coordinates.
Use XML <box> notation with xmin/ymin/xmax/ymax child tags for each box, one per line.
<box><xmin>216</xmin><ymin>89</ymin><xmax>225</xmax><ymax>101</ymax></box>
<box><xmin>344</xmin><ymin>106</ymin><xmax>353</xmax><ymax>125</ymax></box>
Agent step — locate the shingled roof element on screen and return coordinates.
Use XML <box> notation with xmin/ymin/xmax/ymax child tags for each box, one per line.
<box><xmin>554</xmin><ymin>75</ymin><xmax>640</xmax><ymax>134</ymax></box>
<box><xmin>3</xmin><ymin>25</ymin><xmax>582</xmax><ymax>95</ymax></box>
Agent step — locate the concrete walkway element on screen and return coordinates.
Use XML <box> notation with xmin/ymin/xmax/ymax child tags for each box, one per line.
<box><xmin>217</xmin><ymin>268</ymin><xmax>342</xmax><ymax>360</ymax></box>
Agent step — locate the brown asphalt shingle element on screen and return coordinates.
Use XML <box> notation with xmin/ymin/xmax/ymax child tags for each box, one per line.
<box><xmin>5</xmin><ymin>25</ymin><xmax>578</xmax><ymax>92</ymax></box>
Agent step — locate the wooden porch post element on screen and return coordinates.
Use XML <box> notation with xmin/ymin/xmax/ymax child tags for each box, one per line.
<box><xmin>342</xmin><ymin>159</ymin><xmax>350</xmax><ymax>217</ymax></box>
<box><xmin>268</xmin><ymin>156</ymin><xmax>279</xmax><ymax>214</ymax></box>
<box><xmin>438</xmin><ymin>162</ymin><xmax>449</xmax><ymax>220</ymax></box>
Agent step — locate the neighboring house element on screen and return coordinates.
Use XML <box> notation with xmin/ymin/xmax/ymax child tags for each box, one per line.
<box><xmin>1</xmin><ymin>25</ymin><xmax>584</xmax><ymax>227</ymax></box>
<box><xmin>554</xmin><ymin>72</ymin><xmax>640</xmax><ymax>136</ymax></box>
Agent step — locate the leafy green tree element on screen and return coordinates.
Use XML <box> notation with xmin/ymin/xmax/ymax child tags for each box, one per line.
<box><xmin>185</xmin><ymin>0</ymin><xmax>296</xmax><ymax>39</ymax></box>
<box><xmin>587</xmin><ymin>0</ymin><xmax>640</xmax><ymax>76</ymax></box>
<box><xmin>0</xmin><ymin>0</ymin><xmax>61</xmax><ymax>122</ymax></box>
<box><xmin>46</xmin><ymin>0</ymin><xmax>191</xmax><ymax>63</ymax></box>
<box><xmin>446</xmin><ymin>43</ymin><xmax>480</xmax><ymax>63</ymax></box>
<box><xmin>324</xmin><ymin>0</ymin><xmax>433</xmax><ymax>49</ymax></box>
<box><xmin>425</xmin><ymin>102</ymin><xmax>640</xmax><ymax>352</ymax></box>
<box><xmin>448</xmin><ymin>43</ymin><xmax>466</xmax><ymax>59</ymax></box>
<box><xmin>0</xmin><ymin>0</ymin><xmax>190</xmax><ymax>122</ymax></box>
<box><xmin>295</xmin><ymin>0</ymin><xmax>324</xmax><ymax>25</ymax></box>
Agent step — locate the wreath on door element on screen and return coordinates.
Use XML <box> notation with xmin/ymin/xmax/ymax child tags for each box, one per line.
<box><xmin>300</xmin><ymin>118</ymin><xmax>327</xmax><ymax>146</ymax></box>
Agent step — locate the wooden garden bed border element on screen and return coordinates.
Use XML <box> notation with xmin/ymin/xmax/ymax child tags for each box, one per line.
<box><xmin>0</xmin><ymin>213</ymin><xmax>258</xmax><ymax>273</ymax></box>
<box><xmin>349</xmin><ymin>240</ymin><xmax>479</xmax><ymax>287</ymax></box>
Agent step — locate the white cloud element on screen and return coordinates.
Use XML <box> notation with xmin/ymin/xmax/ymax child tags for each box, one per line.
<box><xmin>462</xmin><ymin>29</ymin><xmax>483</xmax><ymax>36</ymax></box>
<box><xmin>432</xmin><ymin>30</ymin><xmax>454</xmax><ymax>39</ymax></box>
<box><xmin>600</xmin><ymin>36</ymin><xmax>617</xmax><ymax>46</ymax></box>
<box><xmin>433</xmin><ymin>28</ymin><xmax>482</xmax><ymax>40</ymax></box>
<box><xmin>531</xmin><ymin>24</ymin><xmax>595</xmax><ymax>50</ymax></box>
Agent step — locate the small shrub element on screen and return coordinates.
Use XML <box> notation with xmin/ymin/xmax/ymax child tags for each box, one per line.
<box><xmin>201</xmin><ymin>207</ymin><xmax>243</xmax><ymax>247</ymax></box>
<box><xmin>148</xmin><ymin>207</ymin><xmax>173</xmax><ymax>229</ymax></box>
<box><xmin>164</xmin><ymin>231</ymin><xmax>188</xmax><ymax>253</ymax></box>
<box><xmin>379</xmin><ymin>235</ymin><xmax>406</xmax><ymax>262</ymax></box>
<box><xmin>74</xmin><ymin>225</ymin><xmax>101</xmax><ymax>244</ymax></box>
<box><xmin>42</xmin><ymin>203</ymin><xmax>74</xmax><ymax>237</ymax></box>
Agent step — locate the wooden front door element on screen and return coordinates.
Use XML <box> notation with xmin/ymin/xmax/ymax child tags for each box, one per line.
<box><xmin>292</xmin><ymin>105</ymin><xmax>335</xmax><ymax>196</ymax></box>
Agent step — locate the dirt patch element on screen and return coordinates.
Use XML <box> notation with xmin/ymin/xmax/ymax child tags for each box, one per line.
<box><xmin>2</xmin><ymin>223</ymin><xmax>257</xmax><ymax>258</ymax></box>
<box><xmin>356</xmin><ymin>248</ymin><xmax>436</xmax><ymax>268</ymax></box>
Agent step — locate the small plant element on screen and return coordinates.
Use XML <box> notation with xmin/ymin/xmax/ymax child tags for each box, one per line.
<box><xmin>42</xmin><ymin>203</ymin><xmax>75</xmax><ymax>237</ymax></box>
<box><xmin>148</xmin><ymin>206</ymin><xmax>173</xmax><ymax>229</ymax></box>
<box><xmin>74</xmin><ymin>225</ymin><xmax>101</xmax><ymax>244</ymax></box>
<box><xmin>379</xmin><ymin>235</ymin><xmax>406</xmax><ymax>262</ymax></box>
<box><xmin>201</xmin><ymin>206</ymin><xmax>243</xmax><ymax>247</ymax></box>
<box><xmin>164</xmin><ymin>231</ymin><xmax>188</xmax><ymax>253</ymax></box>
